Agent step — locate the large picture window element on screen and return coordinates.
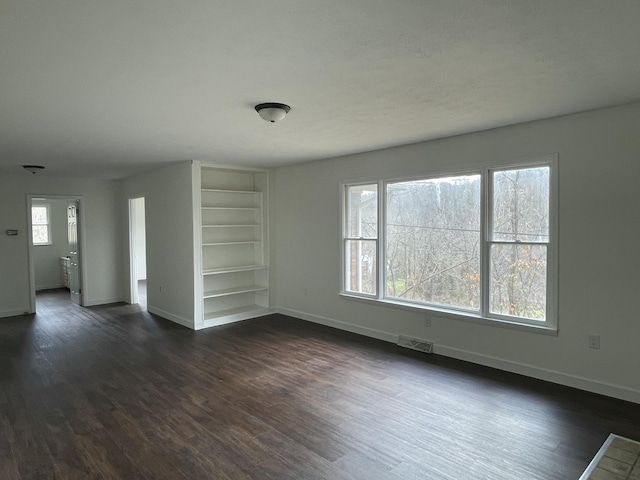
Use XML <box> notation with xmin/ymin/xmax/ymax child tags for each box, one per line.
<box><xmin>386</xmin><ymin>175</ymin><xmax>481</xmax><ymax>310</ymax></box>
<box><xmin>341</xmin><ymin>156</ymin><xmax>557</xmax><ymax>331</ymax></box>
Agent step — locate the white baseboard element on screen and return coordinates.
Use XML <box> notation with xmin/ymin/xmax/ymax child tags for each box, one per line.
<box><xmin>275</xmin><ymin>307</ymin><xmax>398</xmax><ymax>343</ymax></box>
<box><xmin>147</xmin><ymin>305</ymin><xmax>193</xmax><ymax>329</ymax></box>
<box><xmin>437</xmin><ymin>345</ymin><xmax>640</xmax><ymax>404</ymax></box>
<box><xmin>35</xmin><ymin>283</ymin><xmax>64</xmax><ymax>291</ymax></box>
<box><xmin>83</xmin><ymin>297</ymin><xmax>124</xmax><ymax>307</ymax></box>
<box><xmin>275</xmin><ymin>307</ymin><xmax>640</xmax><ymax>405</ymax></box>
<box><xmin>0</xmin><ymin>308</ymin><xmax>30</xmax><ymax>319</ymax></box>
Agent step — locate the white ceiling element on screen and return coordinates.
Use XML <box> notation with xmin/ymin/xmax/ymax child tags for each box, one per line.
<box><xmin>1</xmin><ymin>1</ymin><xmax>640</xmax><ymax>179</ymax></box>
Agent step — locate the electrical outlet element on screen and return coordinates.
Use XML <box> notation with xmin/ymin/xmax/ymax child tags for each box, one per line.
<box><xmin>588</xmin><ymin>335</ymin><xmax>600</xmax><ymax>350</ymax></box>
<box><xmin>424</xmin><ymin>315</ymin><xmax>431</xmax><ymax>327</ymax></box>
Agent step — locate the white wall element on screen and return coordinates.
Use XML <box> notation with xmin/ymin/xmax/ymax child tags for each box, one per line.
<box><xmin>272</xmin><ymin>102</ymin><xmax>640</xmax><ymax>403</ymax></box>
<box><xmin>121</xmin><ymin>162</ymin><xmax>195</xmax><ymax>328</ymax></box>
<box><xmin>0</xmin><ymin>175</ymin><xmax>122</xmax><ymax>317</ymax></box>
<box><xmin>33</xmin><ymin>198</ymin><xmax>69</xmax><ymax>290</ymax></box>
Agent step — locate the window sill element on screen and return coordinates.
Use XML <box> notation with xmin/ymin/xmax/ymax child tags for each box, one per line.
<box><xmin>339</xmin><ymin>293</ymin><xmax>558</xmax><ymax>336</ymax></box>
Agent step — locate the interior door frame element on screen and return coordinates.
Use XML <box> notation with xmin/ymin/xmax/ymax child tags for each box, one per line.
<box><xmin>26</xmin><ymin>194</ymin><xmax>87</xmax><ymax>312</ymax></box>
<box><xmin>128</xmin><ymin>196</ymin><xmax>145</xmax><ymax>305</ymax></box>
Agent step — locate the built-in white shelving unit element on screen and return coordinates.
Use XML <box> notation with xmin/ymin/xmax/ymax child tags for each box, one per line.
<box><xmin>195</xmin><ymin>164</ymin><xmax>269</xmax><ymax>328</ymax></box>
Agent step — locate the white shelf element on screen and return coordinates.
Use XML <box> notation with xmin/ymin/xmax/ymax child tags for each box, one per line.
<box><xmin>201</xmin><ymin>188</ymin><xmax>261</xmax><ymax>194</ymax></box>
<box><xmin>197</xmin><ymin>164</ymin><xmax>268</xmax><ymax>328</ymax></box>
<box><xmin>204</xmin><ymin>305</ymin><xmax>269</xmax><ymax>320</ymax></box>
<box><xmin>202</xmin><ymin>306</ymin><xmax>271</xmax><ymax>327</ymax></box>
<box><xmin>202</xmin><ymin>241</ymin><xmax>259</xmax><ymax>246</ymax></box>
<box><xmin>203</xmin><ymin>285</ymin><xmax>268</xmax><ymax>299</ymax></box>
<box><xmin>202</xmin><ymin>265</ymin><xmax>266</xmax><ymax>275</ymax></box>
<box><xmin>202</xmin><ymin>224</ymin><xmax>259</xmax><ymax>228</ymax></box>
<box><xmin>201</xmin><ymin>206</ymin><xmax>260</xmax><ymax>211</ymax></box>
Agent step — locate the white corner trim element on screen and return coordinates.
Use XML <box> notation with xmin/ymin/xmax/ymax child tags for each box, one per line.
<box><xmin>275</xmin><ymin>307</ymin><xmax>640</xmax><ymax>405</ymax></box>
<box><xmin>275</xmin><ymin>307</ymin><xmax>398</xmax><ymax>343</ymax></box>
<box><xmin>147</xmin><ymin>305</ymin><xmax>194</xmax><ymax>329</ymax></box>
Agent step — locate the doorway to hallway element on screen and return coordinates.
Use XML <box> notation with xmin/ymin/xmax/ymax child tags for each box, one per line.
<box><xmin>128</xmin><ymin>197</ymin><xmax>147</xmax><ymax>309</ymax></box>
<box><xmin>27</xmin><ymin>195</ymin><xmax>85</xmax><ymax>313</ymax></box>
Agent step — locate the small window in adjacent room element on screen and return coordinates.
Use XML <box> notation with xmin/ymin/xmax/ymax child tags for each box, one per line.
<box><xmin>32</xmin><ymin>203</ymin><xmax>51</xmax><ymax>245</ymax></box>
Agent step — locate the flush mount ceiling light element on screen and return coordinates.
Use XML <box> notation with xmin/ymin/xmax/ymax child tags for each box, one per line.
<box><xmin>255</xmin><ymin>102</ymin><xmax>291</xmax><ymax>123</ymax></box>
<box><xmin>23</xmin><ymin>165</ymin><xmax>45</xmax><ymax>174</ymax></box>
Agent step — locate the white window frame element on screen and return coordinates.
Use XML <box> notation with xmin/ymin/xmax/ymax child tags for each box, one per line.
<box><xmin>343</xmin><ymin>182</ymin><xmax>379</xmax><ymax>299</ymax></box>
<box><xmin>340</xmin><ymin>154</ymin><xmax>558</xmax><ymax>334</ymax></box>
<box><xmin>32</xmin><ymin>203</ymin><xmax>52</xmax><ymax>246</ymax></box>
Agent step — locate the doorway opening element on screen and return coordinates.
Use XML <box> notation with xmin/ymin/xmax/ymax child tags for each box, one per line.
<box><xmin>128</xmin><ymin>197</ymin><xmax>147</xmax><ymax>309</ymax></box>
<box><xmin>27</xmin><ymin>195</ymin><xmax>85</xmax><ymax>313</ymax></box>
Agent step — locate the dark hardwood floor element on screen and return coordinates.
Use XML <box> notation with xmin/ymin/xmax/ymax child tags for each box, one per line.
<box><xmin>1</xmin><ymin>289</ymin><xmax>639</xmax><ymax>479</ymax></box>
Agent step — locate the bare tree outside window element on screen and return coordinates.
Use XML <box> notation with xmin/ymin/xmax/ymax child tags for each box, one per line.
<box><xmin>490</xmin><ymin>166</ymin><xmax>549</xmax><ymax>320</ymax></box>
<box><xmin>345</xmin><ymin>184</ymin><xmax>377</xmax><ymax>295</ymax></box>
<box><xmin>386</xmin><ymin>175</ymin><xmax>481</xmax><ymax>310</ymax></box>
<box><xmin>341</xmin><ymin>157</ymin><xmax>555</xmax><ymax>328</ymax></box>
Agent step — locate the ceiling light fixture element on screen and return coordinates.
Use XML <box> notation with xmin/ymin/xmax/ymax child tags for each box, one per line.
<box><xmin>23</xmin><ymin>165</ymin><xmax>45</xmax><ymax>174</ymax></box>
<box><xmin>255</xmin><ymin>102</ymin><xmax>291</xmax><ymax>123</ymax></box>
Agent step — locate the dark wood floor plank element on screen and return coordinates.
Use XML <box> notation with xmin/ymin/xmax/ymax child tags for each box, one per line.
<box><xmin>93</xmin><ymin>407</ymin><xmax>185</xmax><ymax>479</ymax></box>
<box><xmin>2</xmin><ymin>394</ymin><xmax>58</xmax><ymax>479</ymax></box>
<box><xmin>1</xmin><ymin>288</ymin><xmax>639</xmax><ymax>479</ymax></box>
<box><xmin>33</xmin><ymin>408</ymin><xmax>104</xmax><ymax>480</ymax></box>
<box><xmin>254</xmin><ymin>428</ymin><xmax>362</xmax><ymax>480</ymax></box>
<box><xmin>236</xmin><ymin>396</ymin><xmax>351</xmax><ymax>462</ymax></box>
<box><xmin>0</xmin><ymin>436</ymin><xmax>22</xmax><ymax>480</ymax></box>
<box><xmin>72</xmin><ymin>427</ymin><xmax>144</xmax><ymax>480</ymax></box>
